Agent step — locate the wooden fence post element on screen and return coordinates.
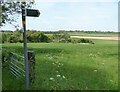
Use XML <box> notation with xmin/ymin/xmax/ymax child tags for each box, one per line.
<box><xmin>28</xmin><ymin>51</ymin><xmax>35</xmax><ymax>84</ymax></box>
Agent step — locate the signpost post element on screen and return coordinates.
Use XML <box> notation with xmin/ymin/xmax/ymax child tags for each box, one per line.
<box><xmin>21</xmin><ymin>5</ymin><xmax>40</xmax><ymax>90</ymax></box>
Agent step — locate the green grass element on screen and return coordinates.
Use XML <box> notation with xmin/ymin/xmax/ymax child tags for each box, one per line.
<box><xmin>2</xmin><ymin>39</ymin><xmax>118</xmax><ymax>90</ymax></box>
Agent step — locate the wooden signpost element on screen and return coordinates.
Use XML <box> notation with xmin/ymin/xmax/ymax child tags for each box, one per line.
<box><xmin>21</xmin><ymin>5</ymin><xmax>40</xmax><ymax>89</ymax></box>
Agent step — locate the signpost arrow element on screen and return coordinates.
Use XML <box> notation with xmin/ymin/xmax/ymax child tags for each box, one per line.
<box><xmin>26</xmin><ymin>9</ymin><xmax>40</xmax><ymax>17</ymax></box>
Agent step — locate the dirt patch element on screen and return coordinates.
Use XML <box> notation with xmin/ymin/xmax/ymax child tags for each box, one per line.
<box><xmin>71</xmin><ymin>36</ymin><xmax>119</xmax><ymax>41</ymax></box>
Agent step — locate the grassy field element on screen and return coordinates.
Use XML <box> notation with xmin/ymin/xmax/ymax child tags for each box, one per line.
<box><xmin>2</xmin><ymin>39</ymin><xmax>118</xmax><ymax>90</ymax></box>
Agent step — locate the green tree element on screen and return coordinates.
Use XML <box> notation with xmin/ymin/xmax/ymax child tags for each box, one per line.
<box><xmin>9</xmin><ymin>35</ymin><xmax>19</xmax><ymax>43</ymax></box>
<box><xmin>39</xmin><ymin>32</ymin><xmax>50</xmax><ymax>42</ymax></box>
<box><xmin>52</xmin><ymin>32</ymin><xmax>70</xmax><ymax>43</ymax></box>
<box><xmin>2</xmin><ymin>33</ymin><xmax>7</xmax><ymax>43</ymax></box>
<box><xmin>61</xmin><ymin>32</ymin><xmax>70</xmax><ymax>41</ymax></box>
<box><xmin>31</xmin><ymin>31</ymin><xmax>41</xmax><ymax>42</ymax></box>
<box><xmin>0</xmin><ymin>0</ymin><xmax>34</xmax><ymax>27</ymax></box>
<box><xmin>26</xmin><ymin>30</ymin><xmax>34</xmax><ymax>42</ymax></box>
<box><xmin>13</xmin><ymin>29</ymin><xmax>22</xmax><ymax>37</ymax></box>
<box><xmin>2</xmin><ymin>32</ymin><xmax>12</xmax><ymax>43</ymax></box>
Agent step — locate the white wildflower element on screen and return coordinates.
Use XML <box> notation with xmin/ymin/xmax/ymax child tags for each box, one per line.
<box><xmin>57</xmin><ymin>75</ymin><xmax>61</xmax><ymax>77</ymax></box>
<box><xmin>89</xmin><ymin>53</ymin><xmax>93</xmax><ymax>56</ymax></box>
<box><xmin>110</xmin><ymin>80</ymin><xmax>113</xmax><ymax>82</ymax></box>
<box><xmin>48</xmin><ymin>56</ymin><xmax>53</xmax><ymax>59</ymax></box>
<box><xmin>94</xmin><ymin>70</ymin><xmax>97</xmax><ymax>72</ymax></box>
<box><xmin>62</xmin><ymin>75</ymin><xmax>66</xmax><ymax>79</ymax></box>
<box><xmin>61</xmin><ymin>64</ymin><xmax>63</xmax><ymax>66</ymax></box>
<box><xmin>49</xmin><ymin>77</ymin><xmax>54</xmax><ymax>81</ymax></box>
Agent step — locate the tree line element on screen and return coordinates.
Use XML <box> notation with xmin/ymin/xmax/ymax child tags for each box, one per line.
<box><xmin>1</xmin><ymin>30</ymin><xmax>72</xmax><ymax>43</ymax></box>
<box><xmin>1</xmin><ymin>30</ymin><xmax>95</xmax><ymax>44</ymax></box>
<box><xmin>2</xmin><ymin>30</ymin><xmax>49</xmax><ymax>43</ymax></box>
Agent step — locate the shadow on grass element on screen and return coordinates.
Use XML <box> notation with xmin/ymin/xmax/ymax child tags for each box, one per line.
<box><xmin>2</xmin><ymin>45</ymin><xmax>65</xmax><ymax>55</ymax></box>
<box><xmin>2</xmin><ymin>46</ymin><xmax>24</xmax><ymax>55</ymax></box>
<box><xmin>32</xmin><ymin>48</ymin><xmax>64</xmax><ymax>54</ymax></box>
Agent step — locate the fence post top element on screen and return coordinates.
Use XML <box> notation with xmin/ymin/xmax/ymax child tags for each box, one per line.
<box><xmin>28</xmin><ymin>51</ymin><xmax>34</xmax><ymax>53</ymax></box>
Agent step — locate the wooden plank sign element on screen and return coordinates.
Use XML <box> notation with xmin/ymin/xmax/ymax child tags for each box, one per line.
<box><xmin>26</xmin><ymin>9</ymin><xmax>40</xmax><ymax>17</ymax></box>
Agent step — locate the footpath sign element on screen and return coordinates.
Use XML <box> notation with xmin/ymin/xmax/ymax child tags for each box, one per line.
<box><xmin>22</xmin><ymin>5</ymin><xmax>40</xmax><ymax>90</ymax></box>
<box><xmin>26</xmin><ymin>9</ymin><xmax>40</xmax><ymax>17</ymax></box>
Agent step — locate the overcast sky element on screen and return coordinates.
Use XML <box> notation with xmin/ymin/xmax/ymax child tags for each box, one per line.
<box><xmin>1</xmin><ymin>0</ymin><xmax>119</xmax><ymax>31</ymax></box>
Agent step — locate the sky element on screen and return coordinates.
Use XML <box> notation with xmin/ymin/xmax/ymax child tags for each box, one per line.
<box><xmin>1</xmin><ymin>0</ymin><xmax>119</xmax><ymax>32</ymax></box>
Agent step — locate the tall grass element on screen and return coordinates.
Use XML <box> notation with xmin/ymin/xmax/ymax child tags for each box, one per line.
<box><xmin>2</xmin><ymin>39</ymin><xmax>118</xmax><ymax>90</ymax></box>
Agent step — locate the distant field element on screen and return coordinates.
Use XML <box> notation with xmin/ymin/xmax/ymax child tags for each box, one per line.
<box><xmin>67</xmin><ymin>32</ymin><xmax>118</xmax><ymax>37</ymax></box>
<box><xmin>2</xmin><ymin>39</ymin><xmax>118</xmax><ymax>90</ymax></box>
<box><xmin>71</xmin><ymin>36</ymin><xmax>119</xmax><ymax>40</ymax></box>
